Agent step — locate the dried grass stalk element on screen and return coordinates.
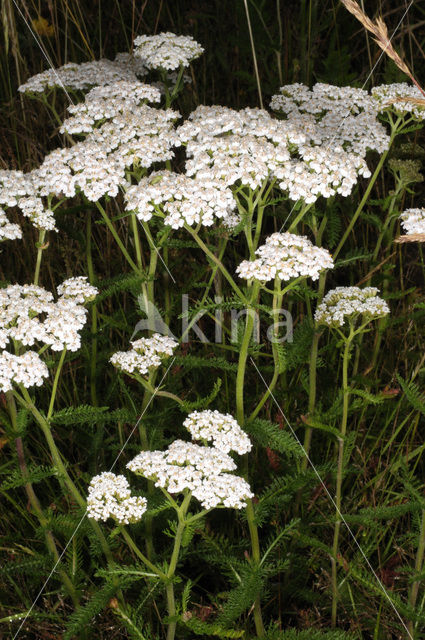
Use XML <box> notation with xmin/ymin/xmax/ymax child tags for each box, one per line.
<box><xmin>394</xmin><ymin>234</ymin><xmax>425</xmax><ymax>243</ymax></box>
<box><xmin>341</xmin><ymin>0</ymin><xmax>425</xmax><ymax>97</ymax></box>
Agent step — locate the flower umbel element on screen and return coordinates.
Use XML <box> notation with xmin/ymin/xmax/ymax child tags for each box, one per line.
<box><xmin>183</xmin><ymin>409</ymin><xmax>252</xmax><ymax>454</ymax></box>
<box><xmin>236</xmin><ymin>232</ymin><xmax>334</xmax><ymax>283</ymax></box>
<box><xmin>87</xmin><ymin>472</ymin><xmax>147</xmax><ymax>524</ymax></box>
<box><xmin>127</xmin><ymin>440</ymin><xmax>253</xmax><ymax>510</ymax></box>
<box><xmin>133</xmin><ymin>32</ymin><xmax>204</xmax><ymax>71</ymax></box>
<box><xmin>314</xmin><ymin>286</ymin><xmax>390</xmax><ymax>328</ymax></box>
<box><xmin>110</xmin><ymin>333</ymin><xmax>178</xmax><ymax>376</ymax></box>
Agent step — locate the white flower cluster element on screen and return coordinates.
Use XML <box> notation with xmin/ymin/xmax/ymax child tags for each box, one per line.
<box><xmin>18</xmin><ymin>54</ymin><xmax>146</xmax><ymax>94</ymax></box>
<box><xmin>26</xmin><ymin>105</ymin><xmax>179</xmax><ymax>202</ymax></box>
<box><xmin>0</xmin><ymin>170</ymin><xmax>33</xmax><ymax>207</ymax></box>
<box><xmin>125</xmin><ymin>170</ymin><xmax>237</xmax><ymax>228</ymax></box>
<box><xmin>60</xmin><ymin>81</ymin><xmax>161</xmax><ymax>135</ymax></box>
<box><xmin>179</xmin><ymin>106</ymin><xmax>305</xmax><ymax>191</ymax></box>
<box><xmin>56</xmin><ymin>276</ymin><xmax>98</xmax><ymax>303</ymax></box>
<box><xmin>270</xmin><ymin>82</ymin><xmax>389</xmax><ymax>156</ymax></box>
<box><xmin>399</xmin><ymin>208</ymin><xmax>425</xmax><ymax>235</ymax></box>
<box><xmin>236</xmin><ymin>232</ymin><xmax>334</xmax><ymax>283</ymax></box>
<box><xmin>127</xmin><ymin>439</ymin><xmax>253</xmax><ymax>510</ymax></box>
<box><xmin>0</xmin><ymin>280</ymin><xmax>97</xmax><ymax>353</ymax></box>
<box><xmin>16</xmin><ymin>196</ymin><xmax>57</xmax><ymax>231</ymax></box>
<box><xmin>12</xmin><ymin>54</ymin><xmax>182</xmax><ymax>207</ymax></box>
<box><xmin>372</xmin><ymin>83</ymin><xmax>425</xmax><ymax>120</ymax></box>
<box><xmin>87</xmin><ymin>472</ymin><xmax>147</xmax><ymax>524</ymax></box>
<box><xmin>183</xmin><ymin>410</ymin><xmax>252</xmax><ymax>454</ymax></box>
<box><xmin>274</xmin><ymin>146</ymin><xmax>371</xmax><ymax>202</ymax></box>
<box><xmin>314</xmin><ymin>286</ymin><xmax>390</xmax><ymax>328</ymax></box>
<box><xmin>178</xmin><ymin>105</ymin><xmax>305</xmax><ymax>144</ymax></box>
<box><xmin>0</xmin><ymin>208</ymin><xmax>22</xmax><ymax>241</ymax></box>
<box><xmin>0</xmin><ymin>172</ymin><xmax>57</xmax><ymax>232</ymax></box>
<box><xmin>110</xmin><ymin>333</ymin><xmax>178</xmax><ymax>376</ymax></box>
<box><xmin>133</xmin><ymin>32</ymin><xmax>204</xmax><ymax>70</ymax></box>
<box><xmin>0</xmin><ymin>350</ymin><xmax>49</xmax><ymax>392</ymax></box>
<box><xmin>179</xmin><ymin>104</ymin><xmax>372</xmax><ymax>202</ymax></box>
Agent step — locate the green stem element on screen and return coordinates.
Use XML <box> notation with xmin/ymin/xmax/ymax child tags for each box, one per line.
<box><xmin>180</xmin><ymin>236</ymin><xmax>228</xmax><ymax>343</ymax></box>
<box><xmin>47</xmin><ymin>348</ymin><xmax>67</xmax><ymax>421</ymax></box>
<box><xmin>333</xmin><ymin>118</ymin><xmax>402</xmax><ymax>261</ymax></box>
<box><xmin>131</xmin><ymin>212</ymin><xmax>143</xmax><ymax>271</ymax></box>
<box><xmin>95</xmin><ymin>201</ymin><xmax>140</xmax><ymax>273</ymax></box>
<box><xmin>168</xmin><ymin>65</ymin><xmax>185</xmax><ymax>105</ymax></box>
<box><xmin>236</xmin><ymin>282</ymin><xmax>261</xmax><ymax>425</ymax></box>
<box><xmin>86</xmin><ymin>212</ymin><xmax>98</xmax><ymax>406</ymax></box>
<box><xmin>248</xmin><ymin>286</ymin><xmax>284</xmax><ymax>421</ymax></box>
<box><xmin>141</xmin><ymin>222</ymin><xmax>160</xmax><ymax>314</ymax></box>
<box><xmin>34</xmin><ymin>229</ymin><xmax>47</xmax><ymax>286</ymax></box>
<box><xmin>235</xmin><ymin>280</ymin><xmax>265</xmax><ymax>637</ymax></box>
<box><xmin>331</xmin><ymin>331</ymin><xmax>353</xmax><ymax>627</ymax></box>
<box><xmin>301</xmin><ymin>272</ymin><xmax>327</xmax><ymax>473</ymax></box>
<box><xmin>119</xmin><ymin>527</ymin><xmax>166</xmax><ymax>579</ymax></box>
<box><xmin>287</xmin><ymin>202</ymin><xmax>313</xmax><ymax>232</ymax></box>
<box><xmin>372</xmin><ymin>186</ymin><xmax>401</xmax><ymax>265</ymax></box>
<box><xmin>13</xmin><ymin>387</ymin><xmax>115</xmax><ymax>565</ymax></box>
<box><xmin>166</xmin><ymin>492</ymin><xmax>192</xmax><ymax>640</ymax></box>
<box><xmin>186</xmin><ymin>226</ymin><xmax>249</xmax><ymax>305</ymax></box>
<box><xmin>137</xmin><ymin>371</ymin><xmax>157</xmax><ymax>561</ymax></box>
<box><xmin>408</xmin><ymin>509</ymin><xmax>425</xmax><ymax>638</ymax></box>
<box><xmin>7</xmin><ymin>392</ymin><xmax>78</xmax><ymax>606</ymax></box>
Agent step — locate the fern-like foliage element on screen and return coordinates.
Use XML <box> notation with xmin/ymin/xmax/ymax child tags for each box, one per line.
<box><xmin>397</xmin><ymin>373</ymin><xmax>425</xmax><ymax>416</ymax></box>
<box><xmin>284</xmin><ymin>320</ymin><xmax>314</xmax><ymax>371</ymax></box>
<box><xmin>246</xmin><ymin>418</ymin><xmax>302</xmax><ymax>459</ymax></box>
<box><xmin>179</xmin><ymin>378</ymin><xmax>223</xmax><ymax>412</ymax></box>
<box><xmin>111</xmin><ymin>604</ymin><xmax>151</xmax><ymax>640</ymax></box>
<box><xmin>217</xmin><ymin>563</ymin><xmax>264</xmax><ymax>626</ymax></box>
<box><xmin>1</xmin><ymin>465</ymin><xmax>56</xmax><ymax>490</ymax></box>
<box><xmin>174</xmin><ymin>354</ymin><xmax>238</xmax><ymax>372</ymax></box>
<box><xmin>0</xmin><ymin>555</ymin><xmax>48</xmax><ymax>578</ymax></box>
<box><xmin>271</xmin><ymin>630</ymin><xmax>358</xmax><ymax>640</ymax></box>
<box><xmin>64</xmin><ymin>576</ymin><xmax>136</xmax><ymax>640</ymax></box>
<box><xmin>182</xmin><ymin>615</ymin><xmax>245</xmax><ymax>638</ymax></box>
<box><xmin>95</xmin><ymin>272</ymin><xmax>148</xmax><ymax>303</ymax></box>
<box><xmin>50</xmin><ymin>405</ymin><xmax>135</xmax><ymax>426</ymax></box>
<box><xmin>324</xmin><ymin>204</ymin><xmax>343</xmax><ymax>249</ymax></box>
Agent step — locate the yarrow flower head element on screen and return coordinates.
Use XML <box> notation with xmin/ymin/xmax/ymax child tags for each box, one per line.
<box><xmin>236</xmin><ymin>232</ymin><xmax>334</xmax><ymax>283</ymax></box>
<box><xmin>18</xmin><ymin>55</ymin><xmax>145</xmax><ymax>94</ymax></box>
<box><xmin>0</xmin><ymin>280</ymin><xmax>98</xmax><ymax>355</ymax></box>
<box><xmin>60</xmin><ymin>81</ymin><xmax>161</xmax><ymax>135</ymax></box>
<box><xmin>57</xmin><ymin>276</ymin><xmax>98</xmax><ymax>304</ymax></box>
<box><xmin>0</xmin><ymin>170</ymin><xmax>58</xmax><ymax>231</ymax></box>
<box><xmin>270</xmin><ymin>82</ymin><xmax>389</xmax><ymax>156</ymax></box>
<box><xmin>314</xmin><ymin>286</ymin><xmax>390</xmax><ymax>328</ymax></box>
<box><xmin>133</xmin><ymin>32</ymin><xmax>204</xmax><ymax>70</ymax></box>
<box><xmin>110</xmin><ymin>333</ymin><xmax>178</xmax><ymax>376</ymax></box>
<box><xmin>399</xmin><ymin>208</ymin><xmax>425</xmax><ymax>236</ymax></box>
<box><xmin>87</xmin><ymin>472</ymin><xmax>147</xmax><ymax>524</ymax></box>
<box><xmin>183</xmin><ymin>410</ymin><xmax>252</xmax><ymax>454</ymax></box>
<box><xmin>179</xmin><ymin>104</ymin><xmax>372</xmax><ymax>202</ymax></box>
<box><xmin>372</xmin><ymin>83</ymin><xmax>425</xmax><ymax>120</ymax></box>
<box><xmin>127</xmin><ymin>440</ymin><xmax>253</xmax><ymax>510</ymax></box>
<box><xmin>125</xmin><ymin>170</ymin><xmax>237</xmax><ymax>228</ymax></box>
<box><xmin>0</xmin><ymin>350</ymin><xmax>48</xmax><ymax>392</ymax></box>
<box><xmin>32</xmin><ymin>106</ymin><xmax>181</xmax><ymax>203</ymax></box>
<box><xmin>178</xmin><ymin>105</ymin><xmax>305</xmax><ymax>191</ymax></box>
<box><xmin>0</xmin><ymin>208</ymin><xmax>22</xmax><ymax>241</ymax></box>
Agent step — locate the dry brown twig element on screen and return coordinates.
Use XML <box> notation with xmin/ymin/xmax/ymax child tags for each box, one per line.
<box><xmin>341</xmin><ymin>0</ymin><xmax>425</xmax><ymax>97</ymax></box>
<box><xmin>394</xmin><ymin>234</ymin><xmax>425</xmax><ymax>243</ymax></box>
